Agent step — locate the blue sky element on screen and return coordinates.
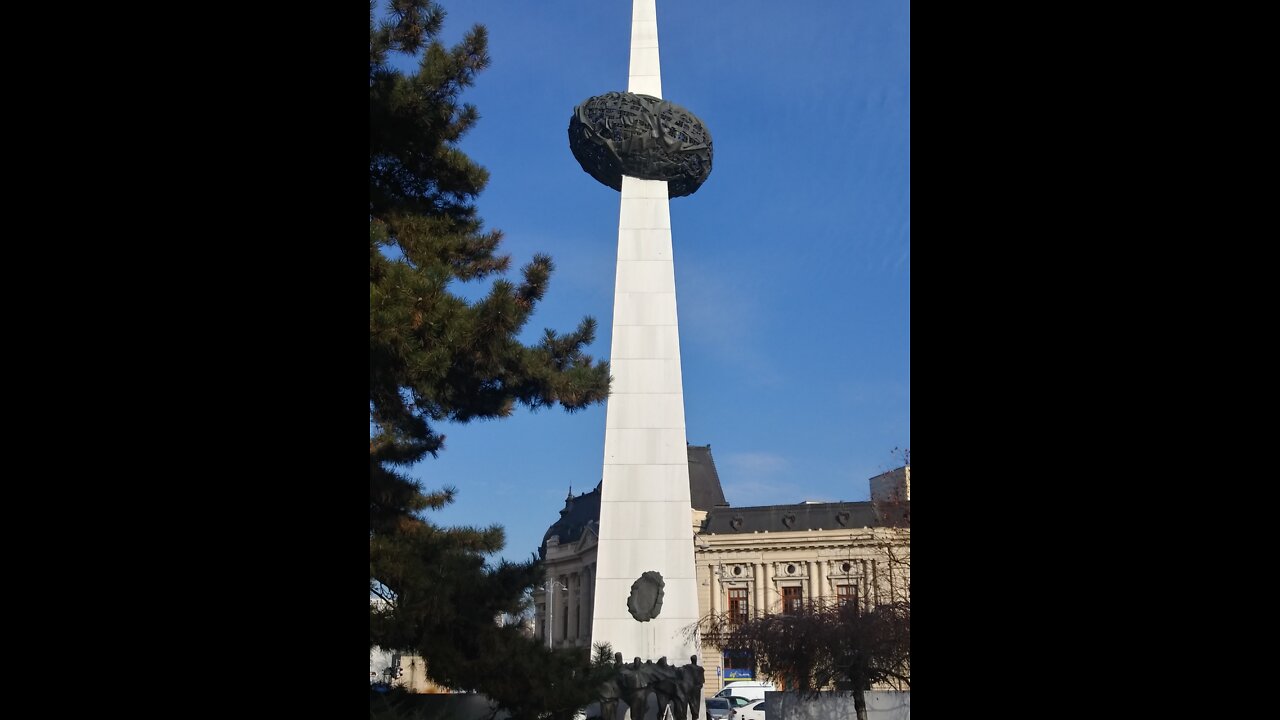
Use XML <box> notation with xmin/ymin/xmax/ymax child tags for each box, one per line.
<box><xmin>385</xmin><ymin>0</ymin><xmax>909</xmax><ymax>566</ymax></box>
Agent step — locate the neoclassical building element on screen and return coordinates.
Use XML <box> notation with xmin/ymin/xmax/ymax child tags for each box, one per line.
<box><xmin>536</xmin><ymin>445</ymin><xmax>910</xmax><ymax>695</ymax></box>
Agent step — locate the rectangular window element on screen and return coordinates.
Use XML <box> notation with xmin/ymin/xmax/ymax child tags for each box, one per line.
<box><xmin>837</xmin><ymin>584</ymin><xmax>857</xmax><ymax>608</ymax></box>
<box><xmin>783</xmin><ymin>586</ymin><xmax>803</xmax><ymax>614</ymax></box>
<box><xmin>728</xmin><ymin>588</ymin><xmax>750</xmax><ymax>624</ymax></box>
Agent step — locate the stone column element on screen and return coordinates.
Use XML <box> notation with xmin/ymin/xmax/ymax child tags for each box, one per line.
<box><xmin>710</xmin><ymin>563</ymin><xmax>721</xmax><ymax>615</ymax></box>
<box><xmin>861</xmin><ymin>560</ymin><xmax>871</xmax><ymax>611</ymax></box>
<box><xmin>572</xmin><ymin>572</ymin><xmax>581</xmax><ymax>642</ymax></box>
<box><xmin>584</xmin><ymin>565</ymin><xmax>593</xmax><ymax>638</ymax></box>
<box><xmin>566</xmin><ymin>574</ymin><xmax>574</xmax><ymax>643</ymax></box>
<box><xmin>808</xmin><ymin>559</ymin><xmax>821</xmax><ymax>605</ymax></box>
<box><xmin>754</xmin><ymin>563</ymin><xmax>764</xmax><ymax>617</ymax></box>
<box><xmin>762</xmin><ymin>562</ymin><xmax>774</xmax><ymax>614</ymax></box>
<box><xmin>559</xmin><ymin>575</ymin><xmax>567</xmax><ymax>643</ymax></box>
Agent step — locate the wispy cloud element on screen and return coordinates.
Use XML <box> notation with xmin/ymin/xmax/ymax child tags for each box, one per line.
<box><xmin>724</xmin><ymin>452</ymin><xmax>789</xmax><ymax>474</ymax></box>
<box><xmin>674</xmin><ymin>257</ymin><xmax>784</xmax><ymax>387</ymax></box>
<box><xmin>721</xmin><ymin>479</ymin><xmax>799</xmax><ymax>507</ymax></box>
<box><xmin>720</xmin><ymin>452</ymin><xmax>809</xmax><ymax>506</ymax></box>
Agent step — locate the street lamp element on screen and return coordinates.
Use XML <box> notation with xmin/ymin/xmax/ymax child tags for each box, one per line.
<box><xmin>540</xmin><ymin>577</ymin><xmax>569</xmax><ymax>649</ymax></box>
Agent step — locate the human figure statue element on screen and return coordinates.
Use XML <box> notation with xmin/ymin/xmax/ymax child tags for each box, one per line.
<box><xmin>597</xmin><ymin>652</ymin><xmax>625</xmax><ymax>720</ymax></box>
<box><xmin>679</xmin><ymin>655</ymin><xmax>706</xmax><ymax>720</ymax></box>
<box><xmin>620</xmin><ymin>657</ymin><xmax>651</xmax><ymax>720</ymax></box>
<box><xmin>651</xmin><ymin>657</ymin><xmax>686</xmax><ymax>720</ymax></box>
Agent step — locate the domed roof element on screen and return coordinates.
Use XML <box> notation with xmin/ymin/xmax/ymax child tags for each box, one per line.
<box><xmin>540</xmin><ymin>484</ymin><xmax>602</xmax><ymax>557</ymax></box>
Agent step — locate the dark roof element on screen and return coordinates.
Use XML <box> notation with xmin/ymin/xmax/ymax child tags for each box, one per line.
<box><xmin>540</xmin><ymin>484</ymin><xmax>602</xmax><ymax>557</ymax></box>
<box><xmin>702</xmin><ymin>500</ymin><xmax>910</xmax><ymax>534</ymax></box>
<box><xmin>688</xmin><ymin>445</ymin><xmax>728</xmax><ymax>511</ymax></box>
<box><xmin>541</xmin><ymin>445</ymin><xmax>728</xmax><ymax>557</ymax></box>
<box><xmin>539</xmin><ymin>447</ymin><xmax>908</xmax><ymax>555</ymax></box>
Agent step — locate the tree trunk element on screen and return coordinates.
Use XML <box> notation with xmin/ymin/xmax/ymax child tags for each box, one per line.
<box><xmin>854</xmin><ymin>690</ymin><xmax>868</xmax><ymax>720</ymax></box>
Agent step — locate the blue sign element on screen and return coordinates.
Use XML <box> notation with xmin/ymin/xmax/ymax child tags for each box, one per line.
<box><xmin>723</xmin><ymin>668</ymin><xmax>753</xmax><ymax>680</ymax></box>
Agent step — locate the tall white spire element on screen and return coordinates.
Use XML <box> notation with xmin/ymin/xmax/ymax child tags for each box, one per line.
<box><xmin>589</xmin><ymin>0</ymin><xmax>701</xmax><ymax>676</ymax></box>
<box><xmin>628</xmin><ymin>0</ymin><xmax>662</xmax><ymax>97</ymax></box>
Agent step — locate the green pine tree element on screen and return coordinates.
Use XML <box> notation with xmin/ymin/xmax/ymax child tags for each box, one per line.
<box><xmin>369</xmin><ymin>1</ymin><xmax>611</xmax><ymax>714</ymax></box>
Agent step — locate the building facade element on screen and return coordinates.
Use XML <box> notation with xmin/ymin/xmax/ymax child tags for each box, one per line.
<box><xmin>536</xmin><ymin>446</ymin><xmax>910</xmax><ymax>696</ymax></box>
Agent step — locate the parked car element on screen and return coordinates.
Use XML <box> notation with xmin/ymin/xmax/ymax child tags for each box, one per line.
<box><xmin>706</xmin><ymin>697</ymin><xmax>733</xmax><ymax>720</ymax></box>
<box><xmin>714</xmin><ymin>681</ymin><xmax>777</xmax><ymax>702</ymax></box>
<box><xmin>707</xmin><ymin>696</ymin><xmax>753</xmax><ymax>719</ymax></box>
<box><xmin>733</xmin><ymin>699</ymin><xmax>767</xmax><ymax>720</ymax></box>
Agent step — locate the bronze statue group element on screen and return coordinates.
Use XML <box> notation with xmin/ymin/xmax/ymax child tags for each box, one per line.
<box><xmin>596</xmin><ymin>654</ymin><xmax>706</xmax><ymax>720</ymax></box>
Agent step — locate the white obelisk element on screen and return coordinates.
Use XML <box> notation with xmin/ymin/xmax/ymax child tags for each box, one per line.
<box><xmin>589</xmin><ymin>0</ymin><xmax>701</xmax><ymax>676</ymax></box>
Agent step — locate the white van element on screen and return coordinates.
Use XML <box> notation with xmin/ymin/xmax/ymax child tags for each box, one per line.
<box><xmin>714</xmin><ymin>681</ymin><xmax>777</xmax><ymax>702</ymax></box>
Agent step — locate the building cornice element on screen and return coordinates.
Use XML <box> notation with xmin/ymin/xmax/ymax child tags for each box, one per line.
<box><xmin>696</xmin><ymin>527</ymin><xmax>908</xmax><ymax>553</ymax></box>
